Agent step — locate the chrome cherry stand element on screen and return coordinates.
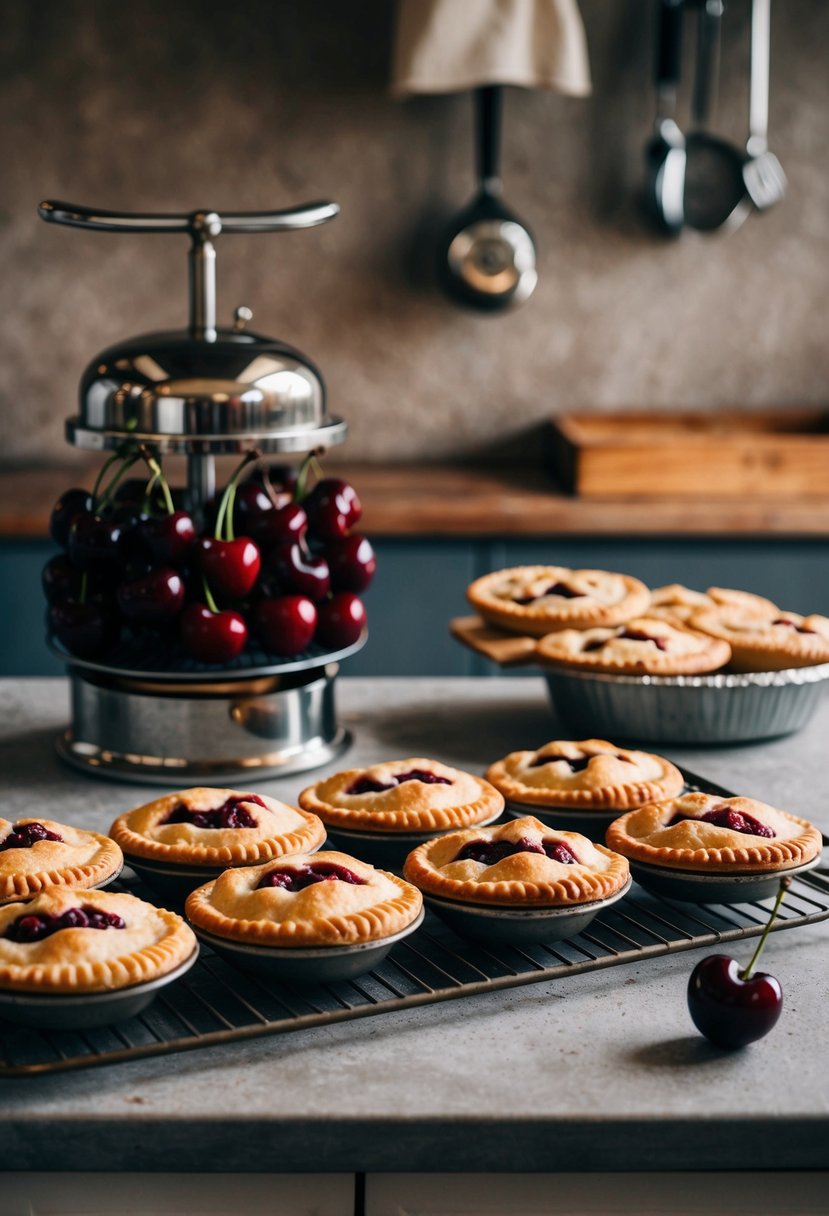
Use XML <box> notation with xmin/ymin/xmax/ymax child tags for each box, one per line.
<box><xmin>40</xmin><ymin>199</ymin><xmax>361</xmax><ymax>784</ymax></box>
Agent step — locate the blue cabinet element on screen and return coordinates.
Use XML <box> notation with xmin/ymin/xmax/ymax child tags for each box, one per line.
<box><xmin>3</xmin><ymin>537</ymin><xmax>827</xmax><ymax>677</ymax></box>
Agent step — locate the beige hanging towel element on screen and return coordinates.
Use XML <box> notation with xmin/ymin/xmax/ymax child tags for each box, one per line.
<box><xmin>391</xmin><ymin>0</ymin><xmax>592</xmax><ymax>97</ymax></box>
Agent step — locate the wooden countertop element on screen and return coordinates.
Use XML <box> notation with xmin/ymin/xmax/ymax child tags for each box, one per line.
<box><xmin>3</xmin><ymin>460</ymin><xmax>829</xmax><ymax>539</ymax></box>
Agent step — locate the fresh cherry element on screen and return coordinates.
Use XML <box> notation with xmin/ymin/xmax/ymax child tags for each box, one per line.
<box><xmin>252</xmin><ymin>595</ymin><xmax>317</xmax><ymax>657</ymax></box>
<box><xmin>268</xmin><ymin>540</ymin><xmax>330</xmax><ymax>601</ymax></box>
<box><xmin>198</xmin><ymin>536</ymin><xmax>261</xmax><ymax>600</ymax></box>
<box><xmin>687</xmin><ymin>879</ymin><xmax>788</xmax><ymax>1049</ymax></box>
<box><xmin>42</xmin><ymin>554</ymin><xmax>82</xmax><ymax>604</ymax></box>
<box><xmin>49</xmin><ymin>598</ymin><xmax>116</xmax><ymax>659</ymax></box>
<box><xmin>180</xmin><ymin>602</ymin><xmax>248</xmax><ymax>664</ymax></box>
<box><xmin>232</xmin><ymin>481</ymin><xmax>275</xmax><ymax>543</ymax></box>
<box><xmin>48</xmin><ymin>488</ymin><xmax>93</xmax><ymax>548</ymax></box>
<box><xmin>326</xmin><ymin>533</ymin><xmax>376</xmax><ymax>592</ymax></box>
<box><xmin>256</xmin><ymin>502</ymin><xmax>308</xmax><ymax>547</ymax></box>
<box><xmin>68</xmin><ymin>513</ymin><xmax>124</xmax><ymax>570</ymax></box>
<box><xmin>116</xmin><ymin>567</ymin><xmax>185</xmax><ymax>625</ymax></box>
<box><xmin>315</xmin><ymin>592</ymin><xmax>366</xmax><ymax>649</ymax></box>
<box><xmin>136</xmin><ymin>510</ymin><xmax>196</xmax><ymax>566</ymax></box>
<box><xmin>303</xmin><ymin>477</ymin><xmax>362</xmax><ymax>540</ymax></box>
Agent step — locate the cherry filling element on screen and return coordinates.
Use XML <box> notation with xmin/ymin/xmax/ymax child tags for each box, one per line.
<box><xmin>346</xmin><ymin>769</ymin><xmax>453</xmax><ymax>795</ymax></box>
<box><xmin>0</xmin><ymin>822</ymin><xmax>63</xmax><ymax>851</ymax></box>
<box><xmin>256</xmin><ymin>861</ymin><xmax>366</xmax><ymax>891</ymax></box>
<box><xmin>530</xmin><ymin>752</ymin><xmax>635</xmax><ymax>771</ymax></box>
<box><xmin>161</xmin><ymin>793</ymin><xmax>267</xmax><ymax>830</ymax></box>
<box><xmin>772</xmin><ymin>617</ymin><xmax>816</xmax><ymax>635</ymax></box>
<box><xmin>455</xmin><ymin>836</ymin><xmax>577</xmax><ymax>866</ymax></box>
<box><xmin>667</xmin><ymin>806</ymin><xmax>776</xmax><ymax>838</ymax></box>
<box><xmin>617</xmin><ymin>628</ymin><xmax>669</xmax><ymax>651</ymax></box>
<box><xmin>514</xmin><ymin>581</ymin><xmax>585</xmax><ymax>605</ymax></box>
<box><xmin>4</xmin><ymin>905</ymin><xmax>127</xmax><ymax>942</ymax></box>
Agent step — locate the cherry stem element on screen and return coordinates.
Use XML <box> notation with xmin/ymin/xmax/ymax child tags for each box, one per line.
<box><xmin>95</xmin><ymin>453</ymin><xmax>141</xmax><ymax>513</ymax></box>
<box><xmin>138</xmin><ymin>449</ymin><xmax>175</xmax><ymax>516</ymax></box>
<box><xmin>214</xmin><ymin>452</ymin><xmax>259</xmax><ymax>542</ymax></box>
<box><xmin>201</xmin><ymin>575</ymin><xmax>219</xmax><ymax>615</ymax></box>
<box><xmin>79</xmin><ymin>570</ymin><xmax>88</xmax><ymax>607</ymax></box>
<box><xmin>294</xmin><ymin>449</ymin><xmax>324</xmax><ymax>503</ymax></box>
<box><xmin>740</xmin><ymin>876</ymin><xmax>791</xmax><ymax>981</ymax></box>
<box><xmin>92</xmin><ymin>451</ymin><xmax>126</xmax><ymax>504</ymax></box>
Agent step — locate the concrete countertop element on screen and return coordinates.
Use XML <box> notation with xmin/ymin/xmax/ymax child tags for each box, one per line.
<box><xmin>1</xmin><ymin>676</ymin><xmax>828</xmax><ymax>1173</ymax></box>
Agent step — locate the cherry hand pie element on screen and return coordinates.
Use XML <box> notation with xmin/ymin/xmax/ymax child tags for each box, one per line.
<box><xmin>605</xmin><ymin>793</ymin><xmax>822</xmax><ymax>874</ymax></box>
<box><xmin>298</xmin><ymin>759</ymin><xmax>504</xmax><ymax>835</ymax></box>
<box><xmin>110</xmin><ymin>787</ymin><xmax>325</xmax><ymax>869</ymax></box>
<box><xmin>185</xmin><ymin>850</ymin><xmax>423</xmax><ymax>947</ymax></box>
<box><xmin>403</xmin><ymin>816</ymin><xmax>630</xmax><ymax>907</ymax></box>
<box><xmin>466</xmin><ymin>566</ymin><xmax>650</xmax><ymax>637</ymax></box>
<box><xmin>535</xmin><ymin>616</ymin><xmax>731</xmax><ymax>675</ymax></box>
<box><xmin>0</xmin><ymin>888</ymin><xmax>196</xmax><ymax>994</ymax></box>
<box><xmin>0</xmin><ymin>817</ymin><xmax>123</xmax><ymax>905</ymax></box>
<box><xmin>485</xmin><ymin>739</ymin><xmax>684</xmax><ymax>814</ymax></box>
<box><xmin>690</xmin><ymin>605</ymin><xmax>829</xmax><ymax>672</ymax></box>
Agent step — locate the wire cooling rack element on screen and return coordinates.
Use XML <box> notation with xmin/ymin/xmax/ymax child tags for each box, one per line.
<box><xmin>2</xmin><ymin>769</ymin><xmax>828</xmax><ymax>1077</ymax></box>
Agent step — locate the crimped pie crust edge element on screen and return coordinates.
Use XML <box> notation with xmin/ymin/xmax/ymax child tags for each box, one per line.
<box><xmin>485</xmin><ymin>742</ymin><xmax>684</xmax><ymax>810</ymax></box>
<box><xmin>0</xmin><ymin>819</ymin><xmax>124</xmax><ymax>905</ymax></box>
<box><xmin>466</xmin><ymin>566</ymin><xmax>651</xmax><ymax>637</ymax></box>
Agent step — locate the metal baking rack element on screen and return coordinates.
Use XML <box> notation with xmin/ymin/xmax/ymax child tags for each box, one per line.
<box><xmin>2</xmin><ymin>771</ymin><xmax>828</xmax><ymax>1077</ymax></box>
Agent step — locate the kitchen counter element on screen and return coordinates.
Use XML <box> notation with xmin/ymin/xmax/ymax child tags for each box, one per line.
<box><xmin>4</xmin><ymin>461</ymin><xmax>829</xmax><ymax>537</ymax></box>
<box><xmin>1</xmin><ymin>675</ymin><xmax>828</xmax><ymax>1175</ymax></box>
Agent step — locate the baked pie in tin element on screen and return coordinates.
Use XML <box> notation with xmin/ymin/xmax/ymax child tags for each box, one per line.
<box><xmin>691</xmin><ymin>606</ymin><xmax>829</xmax><ymax>672</ymax></box>
<box><xmin>0</xmin><ymin>817</ymin><xmax>123</xmax><ymax>905</ymax></box>
<box><xmin>647</xmin><ymin>584</ymin><xmax>777</xmax><ymax>625</ymax></box>
<box><xmin>466</xmin><ymin>566</ymin><xmax>650</xmax><ymax>637</ymax></box>
<box><xmin>536</xmin><ymin>616</ymin><xmax>731</xmax><ymax>675</ymax></box>
<box><xmin>485</xmin><ymin>739</ymin><xmax>684</xmax><ymax>838</ymax></box>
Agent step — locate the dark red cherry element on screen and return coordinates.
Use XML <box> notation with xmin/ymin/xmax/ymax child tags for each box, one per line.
<box><xmin>42</xmin><ymin>554</ymin><xmax>82</xmax><ymax>604</ymax></box>
<box><xmin>257</xmin><ymin>861</ymin><xmax>366</xmax><ymax>891</ymax></box>
<box><xmin>3</xmin><ymin>904</ymin><xmax>126</xmax><ymax>942</ymax></box>
<box><xmin>162</xmin><ymin>793</ymin><xmax>265</xmax><ymax>828</ymax></box>
<box><xmin>257</xmin><ymin>502</ymin><xmax>308</xmax><ymax>547</ymax></box>
<box><xmin>180</xmin><ymin>602</ymin><xmax>247</xmax><ymax>664</ymax></box>
<box><xmin>268</xmin><ymin>540</ymin><xmax>330</xmax><ymax>601</ymax></box>
<box><xmin>136</xmin><ymin>511</ymin><xmax>196</xmax><ymax>566</ymax></box>
<box><xmin>48</xmin><ymin>599</ymin><xmax>116</xmax><ymax>659</ymax></box>
<box><xmin>49</xmin><ymin>488</ymin><xmax>94</xmax><ymax>549</ymax></box>
<box><xmin>0</xmin><ymin>822</ymin><xmax>63</xmax><ymax>851</ymax></box>
<box><xmin>326</xmin><ymin>533</ymin><xmax>376</xmax><ymax>592</ymax></box>
<box><xmin>198</xmin><ymin>537</ymin><xmax>261</xmax><ymax>600</ymax></box>
<box><xmin>303</xmin><ymin>478</ymin><xmax>362</xmax><ymax>540</ymax></box>
<box><xmin>68</xmin><ymin>513</ymin><xmax>124</xmax><ymax>570</ymax></box>
<box><xmin>315</xmin><ymin>592</ymin><xmax>366</xmax><ymax>649</ymax></box>
<box><xmin>687</xmin><ymin>954</ymin><xmax>783</xmax><ymax>1049</ymax></box>
<box><xmin>116</xmin><ymin>568</ymin><xmax>185</xmax><ymax>625</ymax></box>
<box><xmin>232</xmin><ymin>481</ymin><xmax>275</xmax><ymax>543</ymax></box>
<box><xmin>345</xmin><ymin>768</ymin><xmax>452</xmax><ymax>794</ymax></box>
<box><xmin>252</xmin><ymin>595</ymin><xmax>317</xmax><ymax>657</ymax></box>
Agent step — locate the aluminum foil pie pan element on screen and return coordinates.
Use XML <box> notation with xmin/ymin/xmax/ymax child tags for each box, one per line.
<box><xmin>628</xmin><ymin>855</ymin><xmax>822</xmax><ymax>904</ymax></box>
<box><xmin>0</xmin><ymin>947</ymin><xmax>199</xmax><ymax>1030</ymax></box>
<box><xmin>193</xmin><ymin>907</ymin><xmax>425</xmax><ymax>983</ymax></box>
<box><xmin>423</xmin><ymin>877</ymin><xmax>632</xmax><ymax>944</ymax></box>
<box><xmin>543</xmin><ymin>662</ymin><xmax>829</xmax><ymax>746</ymax></box>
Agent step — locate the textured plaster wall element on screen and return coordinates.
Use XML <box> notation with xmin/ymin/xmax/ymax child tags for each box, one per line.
<box><xmin>0</xmin><ymin>0</ymin><xmax>827</xmax><ymax>466</ymax></box>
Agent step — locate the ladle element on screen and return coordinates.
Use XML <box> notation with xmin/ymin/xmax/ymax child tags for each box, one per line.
<box><xmin>643</xmin><ymin>0</ymin><xmax>686</xmax><ymax>237</ymax></box>
<box><xmin>438</xmin><ymin>85</ymin><xmax>537</xmax><ymax>311</ymax></box>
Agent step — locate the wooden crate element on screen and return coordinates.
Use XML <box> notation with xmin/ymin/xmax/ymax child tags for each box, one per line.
<box><xmin>548</xmin><ymin>409</ymin><xmax>829</xmax><ymax>497</ymax></box>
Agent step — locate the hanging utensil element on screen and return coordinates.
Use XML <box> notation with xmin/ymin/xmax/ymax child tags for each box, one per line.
<box><xmin>438</xmin><ymin>85</ymin><xmax>537</xmax><ymax>311</ymax></box>
<box><xmin>643</xmin><ymin>0</ymin><xmax>686</xmax><ymax>237</ymax></box>
<box><xmin>742</xmin><ymin>0</ymin><xmax>787</xmax><ymax>210</ymax></box>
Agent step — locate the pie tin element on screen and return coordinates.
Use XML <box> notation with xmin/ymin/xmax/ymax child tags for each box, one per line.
<box><xmin>628</xmin><ymin>855</ymin><xmax>822</xmax><ymax>904</ymax></box>
<box><xmin>543</xmin><ymin>662</ymin><xmax>829</xmax><ymax>745</ymax></box>
<box><xmin>0</xmin><ymin>947</ymin><xmax>199</xmax><ymax>1031</ymax></box>
<box><xmin>503</xmin><ymin>801</ymin><xmax>619</xmax><ymax>843</ymax></box>
<box><xmin>422</xmin><ymin>877</ymin><xmax>632</xmax><ymax>944</ymax></box>
<box><xmin>322</xmin><ymin>809</ymin><xmax>505</xmax><ymax>871</ymax></box>
<box><xmin>192</xmin><ymin>907</ymin><xmax>426</xmax><ymax>984</ymax></box>
<box><xmin>124</xmin><ymin>842</ymin><xmax>323</xmax><ymax>904</ymax></box>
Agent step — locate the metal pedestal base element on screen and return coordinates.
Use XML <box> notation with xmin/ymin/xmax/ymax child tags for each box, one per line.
<box><xmin>58</xmin><ymin>665</ymin><xmax>351</xmax><ymax>785</ymax></box>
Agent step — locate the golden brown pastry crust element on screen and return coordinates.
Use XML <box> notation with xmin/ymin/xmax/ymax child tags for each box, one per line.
<box><xmin>185</xmin><ymin>851</ymin><xmax>423</xmax><ymax>947</ymax></box>
<box><xmin>646</xmin><ymin>584</ymin><xmax>716</xmax><ymax>625</ymax></box>
<box><xmin>298</xmin><ymin>759</ymin><xmax>504</xmax><ymax>834</ymax></box>
<box><xmin>0</xmin><ymin>889</ymin><xmax>196</xmax><ymax>994</ymax></box>
<box><xmin>0</xmin><ymin>818</ymin><xmax>123</xmax><ymax>905</ymax></box>
<box><xmin>690</xmin><ymin>606</ymin><xmax>829</xmax><ymax>672</ymax></box>
<box><xmin>466</xmin><ymin>566</ymin><xmax>650</xmax><ymax>638</ymax></box>
<box><xmin>109</xmin><ymin>787</ymin><xmax>325</xmax><ymax>866</ymax></box>
<box><xmin>606</xmin><ymin>793</ymin><xmax>822</xmax><ymax>874</ymax></box>
<box><xmin>403</xmin><ymin>816</ymin><xmax>630</xmax><ymax>907</ymax></box>
<box><xmin>485</xmin><ymin>739</ymin><xmax>684</xmax><ymax>811</ymax></box>
<box><xmin>535</xmin><ymin>616</ymin><xmax>731</xmax><ymax>675</ymax></box>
